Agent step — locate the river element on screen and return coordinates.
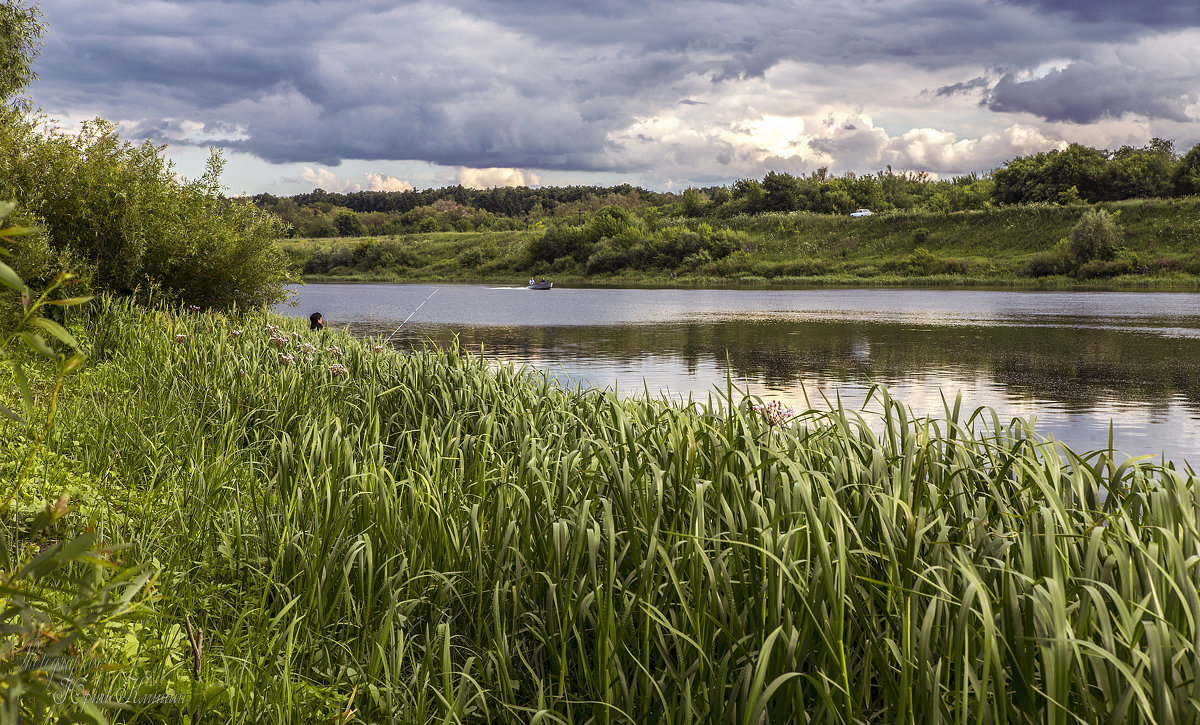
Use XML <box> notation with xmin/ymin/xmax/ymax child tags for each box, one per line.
<box><xmin>277</xmin><ymin>283</ymin><xmax>1200</xmax><ymax>464</ymax></box>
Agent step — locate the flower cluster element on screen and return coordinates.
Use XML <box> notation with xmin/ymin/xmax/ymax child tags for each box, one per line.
<box><xmin>229</xmin><ymin>329</ymin><xmax>243</xmax><ymax>340</ymax></box>
<box><xmin>752</xmin><ymin>401</ymin><xmax>794</xmax><ymax>427</ymax></box>
<box><xmin>278</xmin><ymin>352</ymin><xmax>295</xmax><ymax>365</ymax></box>
<box><xmin>328</xmin><ymin>363</ymin><xmax>348</xmax><ymax>377</ymax></box>
<box><xmin>325</xmin><ymin>345</ymin><xmax>343</xmax><ymax>358</ymax></box>
<box><xmin>174</xmin><ymin>333</ymin><xmax>188</xmax><ymax>343</ymax></box>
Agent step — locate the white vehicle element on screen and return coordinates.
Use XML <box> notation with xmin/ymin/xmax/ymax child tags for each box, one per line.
<box><xmin>850</xmin><ymin>208</ymin><xmax>873</xmax><ymax>217</ymax></box>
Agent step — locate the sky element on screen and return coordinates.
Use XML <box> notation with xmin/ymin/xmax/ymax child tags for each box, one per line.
<box><xmin>26</xmin><ymin>0</ymin><xmax>1200</xmax><ymax>196</ymax></box>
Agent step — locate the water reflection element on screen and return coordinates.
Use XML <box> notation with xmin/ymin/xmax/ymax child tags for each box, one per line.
<box><xmin>279</xmin><ymin>284</ymin><xmax>1200</xmax><ymax>463</ymax></box>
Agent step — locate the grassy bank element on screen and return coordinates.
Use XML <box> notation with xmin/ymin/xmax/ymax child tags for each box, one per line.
<box><xmin>281</xmin><ymin>197</ymin><xmax>1200</xmax><ymax>289</ymax></box>
<box><xmin>5</xmin><ymin>300</ymin><xmax>1200</xmax><ymax>721</ymax></box>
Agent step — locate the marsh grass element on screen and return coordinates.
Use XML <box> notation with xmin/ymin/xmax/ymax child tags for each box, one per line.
<box><xmin>24</xmin><ymin>298</ymin><xmax>1200</xmax><ymax>722</ymax></box>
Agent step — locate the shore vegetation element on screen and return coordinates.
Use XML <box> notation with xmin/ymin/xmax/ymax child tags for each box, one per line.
<box><xmin>6</xmin><ymin>296</ymin><xmax>1200</xmax><ymax>722</ymax></box>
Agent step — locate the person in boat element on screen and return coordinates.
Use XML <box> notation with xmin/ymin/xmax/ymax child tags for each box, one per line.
<box><xmin>529</xmin><ymin>277</ymin><xmax>535</xmax><ymax>286</ymax></box>
<box><xmin>309</xmin><ymin>312</ymin><xmax>324</xmax><ymax>330</ymax></box>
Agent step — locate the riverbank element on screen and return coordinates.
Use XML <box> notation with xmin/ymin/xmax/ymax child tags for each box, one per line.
<box><xmin>281</xmin><ymin>196</ymin><xmax>1200</xmax><ymax>290</ymax></box>
<box><xmin>5</xmin><ymin>300</ymin><xmax>1200</xmax><ymax>721</ymax></box>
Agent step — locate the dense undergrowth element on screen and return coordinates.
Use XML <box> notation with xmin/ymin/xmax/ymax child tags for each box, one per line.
<box><xmin>5</xmin><ymin>298</ymin><xmax>1200</xmax><ymax>721</ymax></box>
<box><xmin>283</xmin><ymin>197</ymin><xmax>1200</xmax><ymax>289</ymax></box>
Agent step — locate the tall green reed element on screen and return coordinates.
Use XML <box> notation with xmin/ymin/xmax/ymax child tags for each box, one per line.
<box><xmin>50</xmin><ymin>297</ymin><xmax>1200</xmax><ymax>723</ymax></box>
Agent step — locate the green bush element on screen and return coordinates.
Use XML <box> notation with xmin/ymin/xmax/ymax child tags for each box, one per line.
<box><xmin>907</xmin><ymin>246</ymin><xmax>937</xmax><ymax>275</ymax></box>
<box><xmin>1068</xmin><ymin>208</ymin><xmax>1123</xmax><ymax>262</ymax></box>
<box><xmin>1077</xmin><ymin>257</ymin><xmax>1134</xmax><ymax>279</ymax></box>
<box><xmin>1024</xmin><ymin>249</ymin><xmax>1073</xmax><ymax>277</ymax></box>
<box><xmin>0</xmin><ymin>118</ymin><xmax>293</xmax><ymax>308</ymax></box>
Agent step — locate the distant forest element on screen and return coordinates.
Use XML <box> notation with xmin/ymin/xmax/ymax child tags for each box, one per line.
<box><xmin>252</xmin><ymin>139</ymin><xmax>1200</xmax><ymax>238</ymax></box>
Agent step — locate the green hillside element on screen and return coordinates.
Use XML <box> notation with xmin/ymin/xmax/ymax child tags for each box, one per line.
<box><xmin>282</xmin><ymin>197</ymin><xmax>1200</xmax><ymax>288</ymax></box>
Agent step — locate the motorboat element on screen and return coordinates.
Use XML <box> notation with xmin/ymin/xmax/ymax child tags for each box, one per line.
<box><xmin>526</xmin><ymin>280</ymin><xmax>553</xmax><ymax>290</ymax></box>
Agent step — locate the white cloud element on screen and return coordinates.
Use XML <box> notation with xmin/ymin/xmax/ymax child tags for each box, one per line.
<box><xmin>298</xmin><ymin>167</ymin><xmax>361</xmax><ymax>192</ymax></box>
<box><xmin>364</xmin><ymin>172</ymin><xmax>414</xmax><ymax>192</ymax></box>
<box><xmin>456</xmin><ymin>167</ymin><xmax>542</xmax><ymax>189</ymax></box>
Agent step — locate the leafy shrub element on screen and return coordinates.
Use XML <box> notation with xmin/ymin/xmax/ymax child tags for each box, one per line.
<box><xmin>1076</xmin><ymin>257</ymin><xmax>1133</xmax><ymax>279</ymax></box>
<box><xmin>1024</xmin><ymin>249</ymin><xmax>1073</xmax><ymax>277</ymax></box>
<box><xmin>1068</xmin><ymin>208</ymin><xmax>1122</xmax><ymax>261</ymax></box>
<box><xmin>0</xmin><ymin>118</ymin><xmax>293</xmax><ymax>308</ymax></box>
<box><xmin>1</xmin><ymin>203</ymin><xmax>153</xmax><ymax>721</ymax></box>
<box><xmin>937</xmin><ymin>258</ymin><xmax>975</xmax><ymax>275</ymax></box>
<box><xmin>585</xmin><ymin>239</ymin><xmax>634</xmax><ymax>274</ymax></box>
<box><xmin>457</xmin><ymin>247</ymin><xmax>484</xmax><ymax>269</ymax></box>
<box><xmin>907</xmin><ymin>246</ymin><xmax>937</xmax><ymax>275</ymax></box>
<box><xmin>333</xmin><ymin>210</ymin><xmax>365</xmax><ymax>237</ymax></box>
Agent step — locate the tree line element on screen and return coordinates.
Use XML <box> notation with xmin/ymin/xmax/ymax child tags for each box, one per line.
<box><xmin>257</xmin><ymin>139</ymin><xmax>1200</xmax><ymax>239</ymax></box>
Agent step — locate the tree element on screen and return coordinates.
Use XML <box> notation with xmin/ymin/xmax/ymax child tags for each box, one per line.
<box><xmin>0</xmin><ymin>1</ymin><xmax>42</xmax><ymax>109</ymax></box>
<box><xmin>1068</xmin><ymin>208</ymin><xmax>1122</xmax><ymax>262</ymax></box>
<box><xmin>1173</xmin><ymin>143</ymin><xmax>1200</xmax><ymax>197</ymax></box>
<box><xmin>731</xmin><ymin>178</ymin><xmax>767</xmax><ymax>214</ymax></box>
<box><xmin>761</xmin><ymin>171</ymin><xmax>801</xmax><ymax>212</ymax></box>
<box><xmin>993</xmin><ymin>144</ymin><xmax>1106</xmax><ymax>204</ymax></box>
<box><xmin>1099</xmin><ymin>140</ymin><xmax>1175</xmax><ymax>200</ymax></box>
<box><xmin>333</xmin><ymin>210</ymin><xmax>366</xmax><ymax>237</ymax></box>
<box><xmin>680</xmin><ymin>187</ymin><xmax>706</xmax><ymax>217</ymax></box>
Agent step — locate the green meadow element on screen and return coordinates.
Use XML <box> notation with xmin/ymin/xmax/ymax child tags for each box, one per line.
<box><xmin>7</xmin><ymin>297</ymin><xmax>1200</xmax><ymax>722</ymax></box>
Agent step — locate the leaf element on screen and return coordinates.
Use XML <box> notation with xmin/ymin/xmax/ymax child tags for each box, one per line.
<box><xmin>30</xmin><ymin>317</ymin><xmax>80</xmax><ymax>350</ymax></box>
<box><xmin>61</xmin><ymin>354</ymin><xmax>84</xmax><ymax>374</ymax></box>
<box><xmin>11</xmin><ymin>358</ymin><xmax>33</xmax><ymax>414</ymax></box>
<box><xmin>0</xmin><ymin>260</ymin><xmax>25</xmax><ymax>292</ymax></box>
<box><xmin>45</xmin><ymin>295</ymin><xmax>94</xmax><ymax>307</ymax></box>
<box><xmin>0</xmin><ymin>225</ymin><xmax>39</xmax><ymax>239</ymax></box>
<box><xmin>0</xmin><ymin>401</ymin><xmax>24</xmax><ymax>424</ymax></box>
<box><xmin>18</xmin><ymin>331</ymin><xmax>56</xmax><ymax>358</ymax></box>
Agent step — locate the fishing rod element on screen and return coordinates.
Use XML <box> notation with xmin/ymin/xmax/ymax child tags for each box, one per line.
<box><xmin>384</xmin><ymin>288</ymin><xmax>439</xmax><ymax>343</ymax></box>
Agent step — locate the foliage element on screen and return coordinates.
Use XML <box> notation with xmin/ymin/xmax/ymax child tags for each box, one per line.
<box><xmin>994</xmin><ymin>140</ymin><xmax>1185</xmax><ymax>205</ymax></box>
<box><xmin>525</xmin><ymin>207</ymin><xmax>742</xmax><ymax>273</ymax></box>
<box><xmin>332</xmin><ymin>210</ymin><xmax>366</xmax><ymax>237</ymax></box>
<box><xmin>0</xmin><ymin>0</ymin><xmax>42</xmax><ymax>110</ymax></box>
<box><xmin>279</xmin><ymin>196</ymin><xmax>1200</xmax><ymax>289</ymax></box>
<box><xmin>1068</xmin><ymin>208</ymin><xmax>1123</xmax><ymax>262</ymax></box>
<box><xmin>1173</xmin><ymin>143</ymin><xmax>1200</xmax><ymax>197</ymax></box>
<box><xmin>0</xmin><ymin>118</ymin><xmax>293</xmax><ymax>308</ymax></box>
<box><xmin>38</xmin><ymin>299</ymin><xmax>1200</xmax><ymax>722</ymax></box>
<box><xmin>255</xmin><ymin>137</ymin><xmax>1200</xmax><ymax>244</ymax></box>
<box><xmin>1023</xmin><ymin>248</ymin><xmax>1073</xmax><ymax>277</ymax></box>
<box><xmin>1</xmin><ymin>202</ymin><xmax>154</xmax><ymax>723</ymax></box>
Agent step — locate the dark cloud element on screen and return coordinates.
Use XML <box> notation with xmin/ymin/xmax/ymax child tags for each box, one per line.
<box><xmin>985</xmin><ymin>64</ymin><xmax>1196</xmax><ymax>123</ymax></box>
<box><xmin>934</xmin><ymin>76</ymin><xmax>992</xmax><ymax>98</ymax></box>
<box><xmin>26</xmin><ymin>0</ymin><xmax>1200</xmax><ymax>176</ymax></box>
<box><xmin>996</xmin><ymin>0</ymin><xmax>1200</xmax><ymax>26</ymax></box>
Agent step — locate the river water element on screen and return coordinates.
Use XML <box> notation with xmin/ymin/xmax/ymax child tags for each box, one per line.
<box><xmin>277</xmin><ymin>283</ymin><xmax>1200</xmax><ymax>464</ymax></box>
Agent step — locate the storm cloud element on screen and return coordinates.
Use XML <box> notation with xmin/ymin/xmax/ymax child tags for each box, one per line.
<box><xmin>27</xmin><ymin>0</ymin><xmax>1200</xmax><ymax>190</ymax></box>
<box><xmin>986</xmin><ymin>63</ymin><xmax>1197</xmax><ymax>123</ymax></box>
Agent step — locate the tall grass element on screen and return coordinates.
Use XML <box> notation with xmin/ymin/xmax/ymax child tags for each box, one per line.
<box><xmin>34</xmin><ymin>299</ymin><xmax>1200</xmax><ymax>722</ymax></box>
